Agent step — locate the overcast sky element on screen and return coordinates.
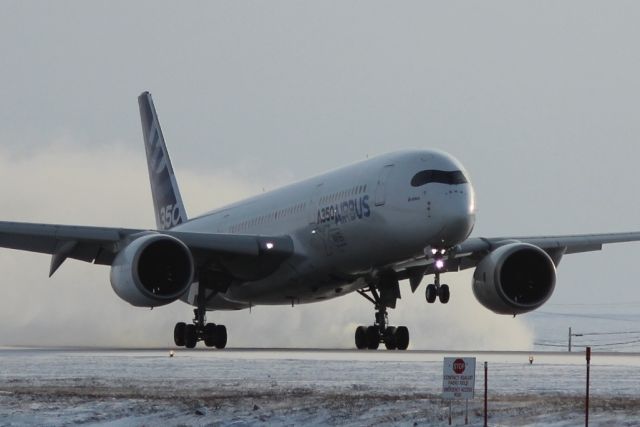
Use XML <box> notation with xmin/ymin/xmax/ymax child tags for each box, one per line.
<box><xmin>1</xmin><ymin>1</ymin><xmax>639</xmax><ymax>349</ymax></box>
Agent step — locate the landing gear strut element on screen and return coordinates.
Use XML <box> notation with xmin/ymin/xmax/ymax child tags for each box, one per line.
<box><xmin>173</xmin><ymin>280</ymin><xmax>227</xmax><ymax>349</ymax></box>
<box><xmin>355</xmin><ymin>287</ymin><xmax>409</xmax><ymax>350</ymax></box>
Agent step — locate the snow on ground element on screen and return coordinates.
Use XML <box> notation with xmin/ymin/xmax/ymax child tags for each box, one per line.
<box><xmin>0</xmin><ymin>348</ymin><xmax>638</xmax><ymax>426</ymax></box>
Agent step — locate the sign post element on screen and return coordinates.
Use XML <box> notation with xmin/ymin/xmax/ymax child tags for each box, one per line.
<box><xmin>484</xmin><ymin>361</ymin><xmax>488</xmax><ymax>427</ymax></box>
<box><xmin>443</xmin><ymin>357</ymin><xmax>476</xmax><ymax>425</ymax></box>
<box><xmin>585</xmin><ymin>347</ymin><xmax>591</xmax><ymax>427</ymax></box>
<box><xmin>465</xmin><ymin>399</ymin><xmax>469</xmax><ymax>424</ymax></box>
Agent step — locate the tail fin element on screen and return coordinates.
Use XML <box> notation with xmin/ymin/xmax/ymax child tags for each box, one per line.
<box><xmin>138</xmin><ymin>91</ymin><xmax>188</xmax><ymax>230</ymax></box>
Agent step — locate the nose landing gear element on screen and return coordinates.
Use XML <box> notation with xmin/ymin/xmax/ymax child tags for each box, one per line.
<box><xmin>425</xmin><ymin>251</ymin><xmax>450</xmax><ymax>304</ymax></box>
<box><xmin>425</xmin><ymin>272</ymin><xmax>450</xmax><ymax>304</ymax></box>
<box><xmin>355</xmin><ymin>286</ymin><xmax>409</xmax><ymax>350</ymax></box>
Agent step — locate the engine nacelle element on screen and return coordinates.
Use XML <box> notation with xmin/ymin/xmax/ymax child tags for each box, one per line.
<box><xmin>472</xmin><ymin>243</ymin><xmax>556</xmax><ymax>315</ymax></box>
<box><xmin>110</xmin><ymin>233</ymin><xmax>194</xmax><ymax>307</ymax></box>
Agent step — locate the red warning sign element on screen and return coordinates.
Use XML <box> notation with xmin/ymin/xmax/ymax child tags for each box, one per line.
<box><xmin>443</xmin><ymin>357</ymin><xmax>476</xmax><ymax>400</ymax></box>
<box><xmin>453</xmin><ymin>358</ymin><xmax>466</xmax><ymax>374</ymax></box>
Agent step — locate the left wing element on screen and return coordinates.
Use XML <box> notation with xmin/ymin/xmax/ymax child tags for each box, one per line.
<box><xmin>0</xmin><ymin>221</ymin><xmax>141</xmax><ymax>275</ymax></box>
<box><xmin>394</xmin><ymin>231</ymin><xmax>640</xmax><ymax>290</ymax></box>
<box><xmin>0</xmin><ymin>221</ymin><xmax>294</xmax><ymax>278</ymax></box>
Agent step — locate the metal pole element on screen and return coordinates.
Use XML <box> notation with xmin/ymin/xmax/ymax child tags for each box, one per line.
<box><xmin>449</xmin><ymin>401</ymin><xmax>452</xmax><ymax>425</ymax></box>
<box><xmin>465</xmin><ymin>399</ymin><xmax>468</xmax><ymax>424</ymax></box>
<box><xmin>569</xmin><ymin>326</ymin><xmax>572</xmax><ymax>352</ymax></box>
<box><xmin>585</xmin><ymin>347</ymin><xmax>591</xmax><ymax>427</ymax></box>
<box><xmin>484</xmin><ymin>361</ymin><xmax>488</xmax><ymax>427</ymax></box>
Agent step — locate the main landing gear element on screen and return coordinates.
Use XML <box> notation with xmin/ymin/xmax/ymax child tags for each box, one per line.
<box><xmin>355</xmin><ymin>287</ymin><xmax>409</xmax><ymax>350</ymax></box>
<box><xmin>173</xmin><ymin>280</ymin><xmax>227</xmax><ymax>349</ymax></box>
<box><xmin>173</xmin><ymin>309</ymin><xmax>227</xmax><ymax>349</ymax></box>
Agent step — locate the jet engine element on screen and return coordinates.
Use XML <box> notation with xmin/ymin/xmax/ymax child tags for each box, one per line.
<box><xmin>110</xmin><ymin>233</ymin><xmax>194</xmax><ymax>307</ymax></box>
<box><xmin>472</xmin><ymin>243</ymin><xmax>556</xmax><ymax>315</ymax></box>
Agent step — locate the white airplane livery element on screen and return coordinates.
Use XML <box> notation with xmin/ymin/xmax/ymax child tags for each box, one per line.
<box><xmin>2</xmin><ymin>91</ymin><xmax>640</xmax><ymax>350</ymax></box>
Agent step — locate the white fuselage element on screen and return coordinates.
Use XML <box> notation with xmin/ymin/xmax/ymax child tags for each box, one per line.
<box><xmin>174</xmin><ymin>150</ymin><xmax>476</xmax><ymax>310</ymax></box>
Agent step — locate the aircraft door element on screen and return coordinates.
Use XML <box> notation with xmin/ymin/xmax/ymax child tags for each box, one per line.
<box><xmin>308</xmin><ymin>183</ymin><xmax>324</xmax><ymax>225</ymax></box>
<box><xmin>307</xmin><ymin>183</ymin><xmax>333</xmax><ymax>256</ymax></box>
<box><xmin>374</xmin><ymin>164</ymin><xmax>394</xmax><ymax>206</ymax></box>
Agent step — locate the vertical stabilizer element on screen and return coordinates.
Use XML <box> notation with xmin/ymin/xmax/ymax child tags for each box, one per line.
<box><xmin>138</xmin><ymin>91</ymin><xmax>188</xmax><ymax>230</ymax></box>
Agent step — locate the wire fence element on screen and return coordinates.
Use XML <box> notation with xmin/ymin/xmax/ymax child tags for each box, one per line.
<box><xmin>530</xmin><ymin>303</ymin><xmax>640</xmax><ymax>351</ymax></box>
<box><xmin>534</xmin><ymin>330</ymin><xmax>640</xmax><ymax>352</ymax></box>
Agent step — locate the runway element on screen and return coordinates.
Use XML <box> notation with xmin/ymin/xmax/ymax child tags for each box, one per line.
<box><xmin>1</xmin><ymin>347</ymin><xmax>639</xmax><ymax>426</ymax></box>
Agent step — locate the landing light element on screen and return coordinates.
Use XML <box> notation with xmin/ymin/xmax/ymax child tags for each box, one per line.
<box><xmin>435</xmin><ymin>259</ymin><xmax>445</xmax><ymax>270</ymax></box>
<box><xmin>265</xmin><ymin>242</ymin><xmax>275</xmax><ymax>250</ymax></box>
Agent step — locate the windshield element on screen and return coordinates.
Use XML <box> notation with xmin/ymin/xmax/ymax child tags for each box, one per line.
<box><xmin>410</xmin><ymin>170</ymin><xmax>468</xmax><ymax>187</ymax></box>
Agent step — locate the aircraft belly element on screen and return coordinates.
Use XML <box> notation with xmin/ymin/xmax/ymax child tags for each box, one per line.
<box><xmin>205</xmin><ymin>294</ymin><xmax>251</xmax><ymax>310</ymax></box>
<box><xmin>181</xmin><ymin>263</ymin><xmax>366</xmax><ymax>310</ymax></box>
<box><xmin>230</xmin><ymin>277</ymin><xmax>366</xmax><ymax>305</ymax></box>
<box><xmin>222</xmin><ymin>258</ymin><xmax>368</xmax><ymax>307</ymax></box>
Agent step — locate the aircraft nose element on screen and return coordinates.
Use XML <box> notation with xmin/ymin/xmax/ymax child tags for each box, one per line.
<box><xmin>433</xmin><ymin>188</ymin><xmax>476</xmax><ymax>246</ymax></box>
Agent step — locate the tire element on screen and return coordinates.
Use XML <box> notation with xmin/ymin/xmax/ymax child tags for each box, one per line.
<box><xmin>425</xmin><ymin>284</ymin><xmax>437</xmax><ymax>303</ymax></box>
<box><xmin>384</xmin><ymin>326</ymin><xmax>397</xmax><ymax>350</ymax></box>
<box><xmin>366</xmin><ymin>326</ymin><xmax>380</xmax><ymax>350</ymax></box>
<box><xmin>173</xmin><ymin>322</ymin><xmax>186</xmax><ymax>347</ymax></box>
<box><xmin>184</xmin><ymin>324</ymin><xmax>197</xmax><ymax>349</ymax></box>
<box><xmin>355</xmin><ymin>326</ymin><xmax>367</xmax><ymax>349</ymax></box>
<box><xmin>395</xmin><ymin>326</ymin><xmax>409</xmax><ymax>350</ymax></box>
<box><xmin>204</xmin><ymin>323</ymin><xmax>217</xmax><ymax>347</ymax></box>
<box><xmin>439</xmin><ymin>284</ymin><xmax>450</xmax><ymax>304</ymax></box>
<box><xmin>214</xmin><ymin>324</ymin><xmax>227</xmax><ymax>349</ymax></box>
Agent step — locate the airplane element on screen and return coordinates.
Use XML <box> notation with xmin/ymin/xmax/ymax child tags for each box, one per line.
<box><xmin>1</xmin><ymin>91</ymin><xmax>640</xmax><ymax>350</ymax></box>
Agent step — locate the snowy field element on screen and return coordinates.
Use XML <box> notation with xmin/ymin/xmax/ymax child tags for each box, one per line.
<box><xmin>0</xmin><ymin>348</ymin><xmax>639</xmax><ymax>426</ymax></box>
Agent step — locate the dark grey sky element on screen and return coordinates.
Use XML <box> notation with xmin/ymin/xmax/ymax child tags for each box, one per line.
<box><xmin>1</xmin><ymin>1</ymin><xmax>639</xmax><ymax>348</ymax></box>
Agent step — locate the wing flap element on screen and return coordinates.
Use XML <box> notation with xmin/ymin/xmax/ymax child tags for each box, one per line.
<box><xmin>164</xmin><ymin>231</ymin><xmax>293</xmax><ymax>257</ymax></box>
<box><xmin>49</xmin><ymin>240</ymin><xmax>77</xmax><ymax>277</ymax></box>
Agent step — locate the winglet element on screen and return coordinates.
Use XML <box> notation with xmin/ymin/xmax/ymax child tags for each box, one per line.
<box><xmin>138</xmin><ymin>92</ymin><xmax>188</xmax><ymax>230</ymax></box>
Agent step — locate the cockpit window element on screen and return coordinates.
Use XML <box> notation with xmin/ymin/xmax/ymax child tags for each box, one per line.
<box><xmin>410</xmin><ymin>170</ymin><xmax>468</xmax><ymax>187</ymax></box>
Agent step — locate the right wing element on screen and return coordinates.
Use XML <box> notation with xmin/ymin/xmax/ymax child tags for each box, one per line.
<box><xmin>392</xmin><ymin>231</ymin><xmax>640</xmax><ymax>291</ymax></box>
<box><xmin>454</xmin><ymin>232</ymin><xmax>640</xmax><ymax>257</ymax></box>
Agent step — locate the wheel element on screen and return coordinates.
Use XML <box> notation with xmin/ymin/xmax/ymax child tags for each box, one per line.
<box><xmin>439</xmin><ymin>284</ymin><xmax>450</xmax><ymax>304</ymax></box>
<box><xmin>384</xmin><ymin>326</ymin><xmax>397</xmax><ymax>350</ymax></box>
<box><xmin>204</xmin><ymin>323</ymin><xmax>217</xmax><ymax>347</ymax></box>
<box><xmin>425</xmin><ymin>284</ymin><xmax>437</xmax><ymax>303</ymax></box>
<box><xmin>173</xmin><ymin>322</ymin><xmax>186</xmax><ymax>347</ymax></box>
<box><xmin>355</xmin><ymin>326</ymin><xmax>367</xmax><ymax>349</ymax></box>
<box><xmin>395</xmin><ymin>326</ymin><xmax>409</xmax><ymax>350</ymax></box>
<box><xmin>366</xmin><ymin>326</ymin><xmax>380</xmax><ymax>350</ymax></box>
<box><xmin>184</xmin><ymin>324</ymin><xmax>197</xmax><ymax>349</ymax></box>
<box><xmin>214</xmin><ymin>324</ymin><xmax>227</xmax><ymax>349</ymax></box>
